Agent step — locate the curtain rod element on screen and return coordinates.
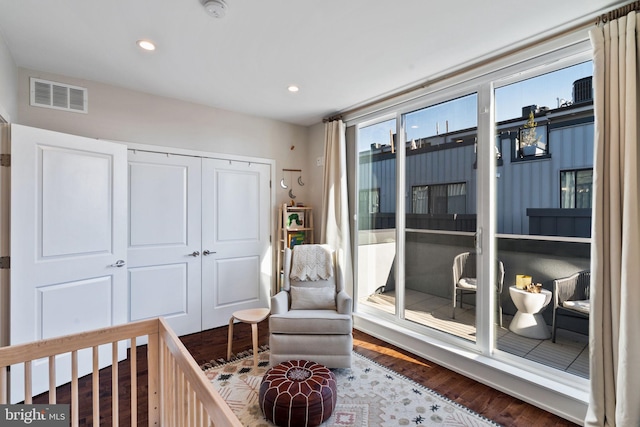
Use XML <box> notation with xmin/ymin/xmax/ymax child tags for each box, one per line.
<box><xmin>322</xmin><ymin>1</ymin><xmax>634</xmax><ymax>124</ymax></box>
<box><xmin>323</xmin><ymin>115</ymin><xmax>343</xmax><ymax>123</ymax></box>
<box><xmin>596</xmin><ymin>0</ymin><xmax>640</xmax><ymax>24</ymax></box>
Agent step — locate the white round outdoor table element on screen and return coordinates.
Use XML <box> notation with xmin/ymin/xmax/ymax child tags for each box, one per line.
<box><xmin>508</xmin><ymin>286</ymin><xmax>552</xmax><ymax>339</ymax></box>
<box><xmin>227</xmin><ymin>308</ymin><xmax>270</xmax><ymax>371</ymax></box>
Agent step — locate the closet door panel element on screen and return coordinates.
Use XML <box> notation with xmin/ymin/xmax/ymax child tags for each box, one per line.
<box><xmin>127</xmin><ymin>151</ymin><xmax>202</xmax><ymax>336</ymax></box>
<box><xmin>10</xmin><ymin>124</ymin><xmax>127</xmax><ymax>402</ymax></box>
<box><xmin>130</xmin><ymin>162</ymin><xmax>188</xmax><ymax>246</ymax></box>
<box><xmin>201</xmin><ymin>159</ymin><xmax>271</xmax><ymax>329</ymax></box>
<box><xmin>129</xmin><ymin>263</ymin><xmax>187</xmax><ymax>321</ymax></box>
<box><xmin>216</xmin><ymin>256</ymin><xmax>260</xmax><ymax>305</ymax></box>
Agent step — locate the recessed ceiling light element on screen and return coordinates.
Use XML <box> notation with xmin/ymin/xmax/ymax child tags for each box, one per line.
<box><xmin>137</xmin><ymin>40</ymin><xmax>156</xmax><ymax>51</ymax></box>
<box><xmin>288</xmin><ymin>85</ymin><xmax>300</xmax><ymax>93</ymax></box>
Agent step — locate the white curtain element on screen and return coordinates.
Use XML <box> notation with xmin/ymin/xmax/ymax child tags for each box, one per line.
<box><xmin>321</xmin><ymin>120</ymin><xmax>353</xmax><ymax>292</ymax></box>
<box><xmin>586</xmin><ymin>11</ymin><xmax>640</xmax><ymax>427</ymax></box>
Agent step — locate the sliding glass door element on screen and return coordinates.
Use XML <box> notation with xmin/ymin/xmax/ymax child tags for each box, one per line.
<box><xmin>356</xmin><ymin>118</ymin><xmax>397</xmax><ymax>317</ymax></box>
<box><xmin>352</xmin><ymin>43</ymin><xmax>593</xmax><ymax>383</ymax></box>
<box><xmin>401</xmin><ymin>94</ymin><xmax>480</xmax><ymax>340</ymax></box>
<box><xmin>493</xmin><ymin>61</ymin><xmax>593</xmax><ymax>378</ymax></box>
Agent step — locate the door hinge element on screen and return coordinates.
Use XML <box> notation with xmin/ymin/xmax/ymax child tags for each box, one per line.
<box><xmin>0</xmin><ymin>256</ymin><xmax>9</xmax><ymax>269</ymax></box>
<box><xmin>0</xmin><ymin>154</ymin><xmax>9</xmax><ymax>167</ymax></box>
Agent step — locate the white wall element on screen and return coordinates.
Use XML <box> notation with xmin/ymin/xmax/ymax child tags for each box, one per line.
<box><xmin>306</xmin><ymin>122</ymin><xmax>325</xmax><ymax>242</ymax></box>
<box><xmin>0</xmin><ymin>31</ymin><xmax>17</xmax><ymax>121</ymax></box>
<box><xmin>17</xmin><ymin>68</ymin><xmax>315</xmax><ymax>209</ymax></box>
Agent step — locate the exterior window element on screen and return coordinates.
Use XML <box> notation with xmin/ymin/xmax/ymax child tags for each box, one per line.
<box><xmin>412</xmin><ymin>185</ymin><xmax>428</xmax><ymax>213</ymax></box>
<box><xmin>561</xmin><ymin>169</ymin><xmax>593</xmax><ymax>208</ymax></box>
<box><xmin>359</xmin><ymin>188</ymin><xmax>380</xmax><ymax>214</ymax></box>
<box><xmin>516</xmin><ymin>112</ymin><xmax>548</xmax><ymax>159</ymax></box>
<box><xmin>411</xmin><ymin>183</ymin><xmax>466</xmax><ymax>214</ymax></box>
<box><xmin>447</xmin><ymin>183</ymin><xmax>467</xmax><ymax>214</ymax></box>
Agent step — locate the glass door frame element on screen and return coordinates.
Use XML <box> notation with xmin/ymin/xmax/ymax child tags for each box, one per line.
<box><xmin>351</xmin><ymin>37</ymin><xmax>593</xmax><ymax>392</ymax></box>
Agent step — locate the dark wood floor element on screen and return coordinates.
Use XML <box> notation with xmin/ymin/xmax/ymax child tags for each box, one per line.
<box><xmin>34</xmin><ymin>321</ymin><xmax>579</xmax><ymax>426</ymax></box>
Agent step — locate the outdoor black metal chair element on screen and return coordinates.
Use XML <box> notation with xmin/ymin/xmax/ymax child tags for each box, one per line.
<box><xmin>552</xmin><ymin>270</ymin><xmax>590</xmax><ymax>343</ymax></box>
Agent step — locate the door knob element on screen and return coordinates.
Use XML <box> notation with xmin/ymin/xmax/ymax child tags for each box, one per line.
<box><xmin>203</xmin><ymin>250</ymin><xmax>216</xmax><ymax>256</ymax></box>
<box><xmin>189</xmin><ymin>251</ymin><xmax>200</xmax><ymax>257</ymax></box>
<box><xmin>109</xmin><ymin>260</ymin><xmax>126</xmax><ymax>268</ymax></box>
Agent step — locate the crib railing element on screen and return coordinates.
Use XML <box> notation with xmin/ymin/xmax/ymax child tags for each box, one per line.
<box><xmin>0</xmin><ymin>317</ymin><xmax>242</xmax><ymax>426</ymax></box>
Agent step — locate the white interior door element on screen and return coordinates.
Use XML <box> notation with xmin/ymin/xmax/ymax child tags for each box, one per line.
<box><xmin>127</xmin><ymin>150</ymin><xmax>202</xmax><ymax>336</ymax></box>
<box><xmin>10</xmin><ymin>124</ymin><xmax>127</xmax><ymax>401</ymax></box>
<box><xmin>201</xmin><ymin>158</ymin><xmax>271</xmax><ymax>329</ymax></box>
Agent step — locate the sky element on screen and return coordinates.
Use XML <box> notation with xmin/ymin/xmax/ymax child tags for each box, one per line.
<box><xmin>358</xmin><ymin>61</ymin><xmax>593</xmax><ymax>152</ymax></box>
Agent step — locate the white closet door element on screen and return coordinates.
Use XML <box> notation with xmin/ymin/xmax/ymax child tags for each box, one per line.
<box><xmin>201</xmin><ymin>159</ymin><xmax>271</xmax><ymax>329</ymax></box>
<box><xmin>10</xmin><ymin>124</ymin><xmax>127</xmax><ymax>401</ymax></box>
<box><xmin>127</xmin><ymin>150</ymin><xmax>202</xmax><ymax>336</ymax></box>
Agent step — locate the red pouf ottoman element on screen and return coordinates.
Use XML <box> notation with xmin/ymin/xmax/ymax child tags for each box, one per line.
<box><xmin>259</xmin><ymin>360</ymin><xmax>337</xmax><ymax>427</ymax></box>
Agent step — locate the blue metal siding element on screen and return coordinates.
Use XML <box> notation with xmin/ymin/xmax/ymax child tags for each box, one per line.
<box><xmin>360</xmin><ymin>121</ymin><xmax>593</xmax><ymax>235</ymax></box>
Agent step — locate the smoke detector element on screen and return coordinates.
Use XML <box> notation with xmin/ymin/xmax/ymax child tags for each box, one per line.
<box><xmin>203</xmin><ymin>0</ymin><xmax>227</xmax><ymax>18</ymax></box>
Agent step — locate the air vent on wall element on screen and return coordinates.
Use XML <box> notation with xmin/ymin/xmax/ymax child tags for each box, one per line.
<box><xmin>30</xmin><ymin>78</ymin><xmax>88</xmax><ymax>113</ymax></box>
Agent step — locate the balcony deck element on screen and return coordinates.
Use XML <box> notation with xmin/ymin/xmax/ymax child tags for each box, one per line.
<box><xmin>362</xmin><ymin>288</ymin><xmax>589</xmax><ymax>379</ymax></box>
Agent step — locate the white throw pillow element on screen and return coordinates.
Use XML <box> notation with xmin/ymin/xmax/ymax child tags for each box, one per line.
<box><xmin>290</xmin><ymin>286</ymin><xmax>336</xmax><ymax>310</ymax></box>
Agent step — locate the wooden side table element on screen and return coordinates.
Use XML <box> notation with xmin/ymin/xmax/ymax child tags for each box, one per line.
<box><xmin>227</xmin><ymin>308</ymin><xmax>270</xmax><ymax>371</ymax></box>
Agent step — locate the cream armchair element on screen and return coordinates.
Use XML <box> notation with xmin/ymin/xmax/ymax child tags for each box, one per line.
<box><xmin>269</xmin><ymin>245</ymin><xmax>353</xmax><ymax>368</ymax></box>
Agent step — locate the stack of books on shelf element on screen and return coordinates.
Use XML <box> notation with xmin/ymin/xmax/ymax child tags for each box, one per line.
<box><xmin>288</xmin><ymin>232</ymin><xmax>306</xmax><ymax>248</ymax></box>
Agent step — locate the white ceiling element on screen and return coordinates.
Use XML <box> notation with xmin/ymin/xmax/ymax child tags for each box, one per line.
<box><xmin>0</xmin><ymin>0</ymin><xmax>624</xmax><ymax>126</ymax></box>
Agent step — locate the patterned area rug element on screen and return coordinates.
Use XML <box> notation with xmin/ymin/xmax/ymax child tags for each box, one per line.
<box><xmin>203</xmin><ymin>350</ymin><xmax>501</xmax><ymax>426</ymax></box>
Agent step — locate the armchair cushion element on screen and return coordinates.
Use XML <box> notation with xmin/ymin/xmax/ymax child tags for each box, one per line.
<box><xmin>290</xmin><ymin>286</ymin><xmax>336</xmax><ymax>310</ymax></box>
<box><xmin>562</xmin><ymin>299</ymin><xmax>590</xmax><ymax>314</ymax></box>
<box><xmin>270</xmin><ymin>310</ymin><xmax>352</xmax><ymax>335</ymax></box>
<box><xmin>457</xmin><ymin>277</ymin><xmax>477</xmax><ymax>289</ymax></box>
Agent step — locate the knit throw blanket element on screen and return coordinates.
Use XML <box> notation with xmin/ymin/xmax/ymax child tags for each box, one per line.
<box><xmin>289</xmin><ymin>245</ymin><xmax>333</xmax><ymax>281</ymax></box>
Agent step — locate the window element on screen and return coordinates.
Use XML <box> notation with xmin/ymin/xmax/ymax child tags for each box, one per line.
<box><xmin>357</xmin><ymin>118</ymin><xmax>397</xmax><ymax>314</ymax></box>
<box><xmin>516</xmin><ymin>116</ymin><xmax>548</xmax><ymax>159</ymax></box>
<box><xmin>495</xmin><ymin>61</ymin><xmax>593</xmax><ymax>234</ymax></box>
<box><xmin>405</xmin><ymin>94</ymin><xmax>477</xmax><ymax>143</ymax></box>
<box><xmin>359</xmin><ymin>188</ymin><xmax>380</xmax><ymax>214</ymax></box>
<box><xmin>411</xmin><ymin>183</ymin><xmax>467</xmax><ymax>214</ymax></box>
<box><xmin>411</xmin><ymin>185</ymin><xmax>428</xmax><ymax>213</ymax></box>
<box><xmin>561</xmin><ymin>169</ymin><xmax>593</xmax><ymax>208</ymax></box>
<box><xmin>353</xmin><ymin>41</ymin><xmax>594</xmax><ymax>406</ymax></box>
<box><xmin>446</xmin><ymin>183</ymin><xmax>467</xmax><ymax>214</ymax></box>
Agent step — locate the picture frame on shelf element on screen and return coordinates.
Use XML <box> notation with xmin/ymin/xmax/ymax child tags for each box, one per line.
<box><xmin>285</xmin><ymin>211</ymin><xmax>304</xmax><ymax>230</ymax></box>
